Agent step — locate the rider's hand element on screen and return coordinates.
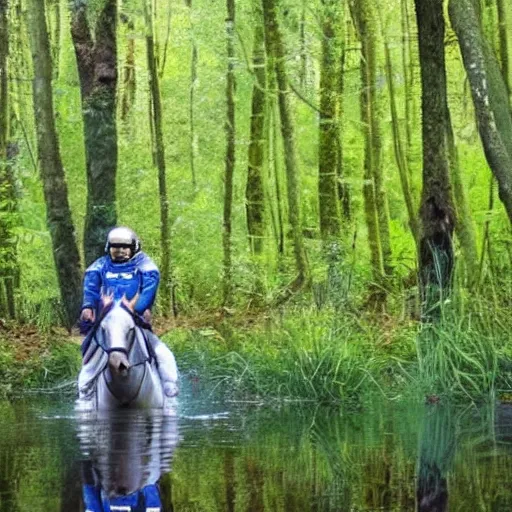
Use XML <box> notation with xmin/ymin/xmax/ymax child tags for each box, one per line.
<box><xmin>143</xmin><ymin>309</ymin><xmax>152</xmax><ymax>324</ymax></box>
<box><xmin>80</xmin><ymin>308</ymin><xmax>95</xmax><ymax>322</ymax></box>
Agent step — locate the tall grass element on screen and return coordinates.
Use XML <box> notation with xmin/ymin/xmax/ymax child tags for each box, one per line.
<box><xmin>415</xmin><ymin>295</ymin><xmax>511</xmax><ymax>402</ymax></box>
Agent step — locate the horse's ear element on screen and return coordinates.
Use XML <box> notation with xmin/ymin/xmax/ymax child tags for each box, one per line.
<box><xmin>101</xmin><ymin>290</ymin><xmax>114</xmax><ymax>309</ymax></box>
<box><xmin>122</xmin><ymin>292</ymin><xmax>139</xmax><ymax>313</ymax></box>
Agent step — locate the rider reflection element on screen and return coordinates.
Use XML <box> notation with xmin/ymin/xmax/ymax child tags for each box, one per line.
<box><xmin>77</xmin><ymin>410</ymin><xmax>180</xmax><ymax>512</ymax></box>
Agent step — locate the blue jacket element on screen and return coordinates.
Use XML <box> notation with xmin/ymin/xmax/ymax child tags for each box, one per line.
<box><xmin>82</xmin><ymin>483</ymin><xmax>162</xmax><ymax>512</ymax></box>
<box><xmin>82</xmin><ymin>252</ymin><xmax>160</xmax><ymax>315</ymax></box>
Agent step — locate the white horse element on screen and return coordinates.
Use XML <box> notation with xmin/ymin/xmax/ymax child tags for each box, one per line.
<box><xmin>77</xmin><ymin>295</ymin><xmax>177</xmax><ymax>411</ymax></box>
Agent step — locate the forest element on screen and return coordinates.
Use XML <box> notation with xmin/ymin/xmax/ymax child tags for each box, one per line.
<box><xmin>1</xmin><ymin>0</ymin><xmax>512</xmax><ymax>402</ymax></box>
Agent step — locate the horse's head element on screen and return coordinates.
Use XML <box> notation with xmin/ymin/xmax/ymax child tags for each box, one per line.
<box><xmin>99</xmin><ymin>294</ymin><xmax>138</xmax><ymax>378</ymax></box>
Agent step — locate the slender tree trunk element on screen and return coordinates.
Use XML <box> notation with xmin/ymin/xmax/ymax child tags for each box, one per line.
<box><xmin>187</xmin><ymin>0</ymin><xmax>198</xmax><ymax>189</ymax></box>
<box><xmin>318</xmin><ymin>0</ymin><xmax>342</xmax><ymax>241</ymax></box>
<box><xmin>0</xmin><ymin>0</ymin><xmax>17</xmax><ymax>318</ymax></box>
<box><xmin>384</xmin><ymin>41</ymin><xmax>419</xmax><ymax>243</ymax></box>
<box><xmin>496</xmin><ymin>0</ymin><xmax>510</xmax><ymax>101</ymax></box>
<box><xmin>415</xmin><ymin>0</ymin><xmax>455</xmax><ymax>320</ymax></box>
<box><xmin>223</xmin><ymin>0</ymin><xmax>236</xmax><ymax>306</ymax></box>
<box><xmin>246</xmin><ymin>1</ymin><xmax>266</xmax><ymax>256</ymax></box>
<box><xmin>450</xmin><ymin>0</ymin><xmax>512</xmax><ymax>223</ymax></box>
<box><xmin>70</xmin><ymin>0</ymin><xmax>118</xmax><ymax>266</ymax></box>
<box><xmin>446</xmin><ymin>114</ymin><xmax>479</xmax><ymax>285</ymax></box>
<box><xmin>337</xmin><ymin>21</ymin><xmax>350</xmax><ymax>222</ymax></box>
<box><xmin>351</xmin><ymin>0</ymin><xmax>391</xmax><ymax>287</ymax></box>
<box><xmin>270</xmin><ymin>98</ymin><xmax>285</xmax><ymax>256</ymax></box>
<box><xmin>262</xmin><ymin>0</ymin><xmax>310</xmax><ymax>298</ymax></box>
<box><xmin>120</xmin><ymin>17</ymin><xmax>136</xmax><ymax>121</ymax></box>
<box><xmin>145</xmin><ymin>0</ymin><xmax>172</xmax><ymax>316</ymax></box>
<box><xmin>299</xmin><ymin>0</ymin><xmax>307</xmax><ymax>89</ymax></box>
<box><xmin>401</xmin><ymin>0</ymin><xmax>415</xmax><ymax>180</ymax></box>
<box><xmin>27</xmin><ymin>0</ymin><xmax>82</xmax><ymax>328</ymax></box>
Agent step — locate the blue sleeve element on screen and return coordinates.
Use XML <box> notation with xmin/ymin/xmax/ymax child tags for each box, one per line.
<box><xmin>82</xmin><ymin>258</ymin><xmax>104</xmax><ymax>311</ymax></box>
<box><xmin>135</xmin><ymin>257</ymin><xmax>160</xmax><ymax>314</ymax></box>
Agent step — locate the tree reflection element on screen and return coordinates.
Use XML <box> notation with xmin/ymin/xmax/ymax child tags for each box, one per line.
<box><xmin>416</xmin><ymin>406</ymin><xmax>456</xmax><ymax>512</ymax></box>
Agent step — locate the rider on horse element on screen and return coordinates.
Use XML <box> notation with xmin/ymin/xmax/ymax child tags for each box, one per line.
<box><xmin>79</xmin><ymin>226</ymin><xmax>179</xmax><ymax>398</ymax></box>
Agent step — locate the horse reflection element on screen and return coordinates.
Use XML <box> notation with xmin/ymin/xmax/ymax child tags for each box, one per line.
<box><xmin>77</xmin><ymin>409</ymin><xmax>180</xmax><ymax>511</ymax></box>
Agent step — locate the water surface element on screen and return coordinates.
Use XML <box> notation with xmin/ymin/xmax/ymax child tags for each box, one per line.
<box><xmin>0</xmin><ymin>393</ymin><xmax>512</xmax><ymax>511</ymax></box>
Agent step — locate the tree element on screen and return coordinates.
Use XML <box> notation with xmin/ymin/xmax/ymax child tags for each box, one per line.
<box><xmin>246</xmin><ymin>1</ymin><xmax>267</xmax><ymax>256</ymax></box>
<box><xmin>144</xmin><ymin>0</ymin><xmax>173</xmax><ymax>316</ymax></box>
<box><xmin>262</xmin><ymin>0</ymin><xmax>310</xmax><ymax>299</ymax></box>
<box><xmin>27</xmin><ymin>0</ymin><xmax>82</xmax><ymax>328</ymax></box>
<box><xmin>70</xmin><ymin>0</ymin><xmax>118</xmax><ymax>266</ymax></box>
<box><xmin>351</xmin><ymin>0</ymin><xmax>392</xmax><ymax>287</ymax></box>
<box><xmin>450</xmin><ymin>0</ymin><xmax>512</xmax><ymax>224</ymax></box>
<box><xmin>223</xmin><ymin>0</ymin><xmax>236</xmax><ymax>305</ymax></box>
<box><xmin>384</xmin><ymin>40</ymin><xmax>419</xmax><ymax>243</ymax></box>
<box><xmin>186</xmin><ymin>0</ymin><xmax>199</xmax><ymax>189</ymax></box>
<box><xmin>120</xmin><ymin>14</ymin><xmax>136</xmax><ymax>121</ymax></box>
<box><xmin>318</xmin><ymin>0</ymin><xmax>342</xmax><ymax>241</ymax></box>
<box><xmin>497</xmin><ymin>0</ymin><xmax>510</xmax><ymax>101</ymax></box>
<box><xmin>414</xmin><ymin>0</ymin><xmax>455</xmax><ymax>319</ymax></box>
<box><xmin>0</xmin><ymin>0</ymin><xmax>18</xmax><ymax>319</ymax></box>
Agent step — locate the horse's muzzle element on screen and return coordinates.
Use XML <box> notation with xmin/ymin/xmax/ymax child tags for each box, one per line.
<box><xmin>108</xmin><ymin>351</ymin><xmax>131</xmax><ymax>377</ymax></box>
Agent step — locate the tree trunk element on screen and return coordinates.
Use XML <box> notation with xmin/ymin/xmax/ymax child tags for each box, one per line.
<box><xmin>246</xmin><ymin>1</ymin><xmax>266</xmax><ymax>256</ymax></box>
<box><xmin>318</xmin><ymin>0</ymin><xmax>342</xmax><ymax>241</ymax></box>
<box><xmin>262</xmin><ymin>0</ymin><xmax>309</xmax><ymax>298</ymax></box>
<box><xmin>401</xmin><ymin>0</ymin><xmax>415</xmax><ymax>181</ymax></box>
<box><xmin>351</xmin><ymin>0</ymin><xmax>391</xmax><ymax>286</ymax></box>
<box><xmin>187</xmin><ymin>0</ymin><xmax>198</xmax><ymax>189</ymax></box>
<box><xmin>337</xmin><ymin>23</ymin><xmax>350</xmax><ymax>222</ymax></box>
<box><xmin>223</xmin><ymin>0</ymin><xmax>236</xmax><ymax>306</ymax></box>
<box><xmin>0</xmin><ymin>0</ymin><xmax>18</xmax><ymax>319</ymax></box>
<box><xmin>450</xmin><ymin>0</ymin><xmax>512</xmax><ymax>223</ymax></box>
<box><xmin>70</xmin><ymin>0</ymin><xmax>118</xmax><ymax>266</ymax></box>
<box><xmin>496</xmin><ymin>0</ymin><xmax>510</xmax><ymax>101</ymax></box>
<box><xmin>27</xmin><ymin>0</ymin><xmax>83</xmax><ymax>328</ymax></box>
<box><xmin>120</xmin><ymin>16</ymin><xmax>136</xmax><ymax>121</ymax></box>
<box><xmin>414</xmin><ymin>0</ymin><xmax>455</xmax><ymax>320</ymax></box>
<box><xmin>145</xmin><ymin>0</ymin><xmax>172</xmax><ymax>317</ymax></box>
<box><xmin>384</xmin><ymin>41</ymin><xmax>419</xmax><ymax>243</ymax></box>
<box><xmin>446</xmin><ymin>114</ymin><xmax>479</xmax><ymax>286</ymax></box>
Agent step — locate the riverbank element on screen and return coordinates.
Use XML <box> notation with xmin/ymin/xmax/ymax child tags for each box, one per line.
<box><xmin>1</xmin><ymin>302</ymin><xmax>512</xmax><ymax>403</ymax></box>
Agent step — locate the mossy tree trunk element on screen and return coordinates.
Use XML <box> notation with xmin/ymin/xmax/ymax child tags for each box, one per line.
<box><xmin>145</xmin><ymin>0</ymin><xmax>172</xmax><ymax>316</ymax></box>
<box><xmin>384</xmin><ymin>41</ymin><xmax>419</xmax><ymax>243</ymax></box>
<box><xmin>223</xmin><ymin>0</ymin><xmax>236</xmax><ymax>306</ymax></box>
<box><xmin>351</xmin><ymin>0</ymin><xmax>391</xmax><ymax>290</ymax></box>
<box><xmin>0</xmin><ymin>0</ymin><xmax>18</xmax><ymax>319</ymax></box>
<box><xmin>450</xmin><ymin>0</ymin><xmax>512</xmax><ymax>223</ymax></box>
<box><xmin>496</xmin><ymin>0</ymin><xmax>510</xmax><ymax>102</ymax></box>
<box><xmin>27</xmin><ymin>0</ymin><xmax>82</xmax><ymax>328</ymax></box>
<box><xmin>414</xmin><ymin>0</ymin><xmax>455</xmax><ymax>320</ymax></box>
<box><xmin>262</xmin><ymin>0</ymin><xmax>310</xmax><ymax>299</ymax></box>
<box><xmin>120</xmin><ymin>15</ymin><xmax>136</xmax><ymax>121</ymax></box>
<box><xmin>401</xmin><ymin>0</ymin><xmax>415</xmax><ymax>179</ymax></box>
<box><xmin>246</xmin><ymin>1</ymin><xmax>266</xmax><ymax>256</ymax></box>
<box><xmin>446</xmin><ymin>115</ymin><xmax>479</xmax><ymax>286</ymax></box>
<box><xmin>70</xmin><ymin>0</ymin><xmax>118</xmax><ymax>266</ymax></box>
<box><xmin>318</xmin><ymin>0</ymin><xmax>342</xmax><ymax>241</ymax></box>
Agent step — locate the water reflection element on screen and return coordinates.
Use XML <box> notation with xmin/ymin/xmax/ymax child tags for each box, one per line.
<box><xmin>76</xmin><ymin>410</ymin><xmax>180</xmax><ymax>511</ymax></box>
<box><xmin>416</xmin><ymin>406</ymin><xmax>455</xmax><ymax>512</ymax></box>
<box><xmin>2</xmin><ymin>399</ymin><xmax>512</xmax><ymax>510</ymax></box>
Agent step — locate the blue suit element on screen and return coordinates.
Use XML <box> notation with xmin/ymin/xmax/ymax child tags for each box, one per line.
<box><xmin>82</xmin><ymin>252</ymin><xmax>160</xmax><ymax>316</ymax></box>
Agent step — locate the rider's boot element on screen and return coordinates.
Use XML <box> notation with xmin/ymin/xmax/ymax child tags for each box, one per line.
<box><xmin>148</xmin><ymin>333</ymin><xmax>179</xmax><ymax>397</ymax></box>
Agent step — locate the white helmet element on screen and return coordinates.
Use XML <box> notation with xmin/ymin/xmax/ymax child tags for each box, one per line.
<box><xmin>105</xmin><ymin>226</ymin><xmax>141</xmax><ymax>255</ymax></box>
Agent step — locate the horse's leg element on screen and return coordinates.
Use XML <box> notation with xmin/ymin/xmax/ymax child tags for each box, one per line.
<box><xmin>146</xmin><ymin>332</ymin><xmax>179</xmax><ymax>396</ymax></box>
